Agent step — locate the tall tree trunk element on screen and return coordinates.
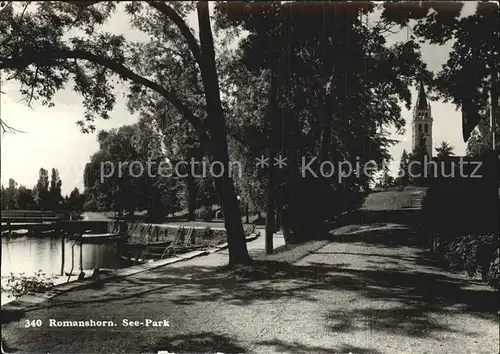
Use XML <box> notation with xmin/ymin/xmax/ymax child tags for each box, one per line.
<box><xmin>197</xmin><ymin>2</ymin><xmax>251</xmax><ymax>265</ymax></box>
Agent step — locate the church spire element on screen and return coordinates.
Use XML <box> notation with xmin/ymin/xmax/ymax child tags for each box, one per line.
<box><xmin>417</xmin><ymin>81</ymin><xmax>428</xmax><ymax>110</ymax></box>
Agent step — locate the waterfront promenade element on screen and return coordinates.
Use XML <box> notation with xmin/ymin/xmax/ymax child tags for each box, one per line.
<box><xmin>2</xmin><ymin>223</ymin><xmax>498</xmax><ymax>354</ymax></box>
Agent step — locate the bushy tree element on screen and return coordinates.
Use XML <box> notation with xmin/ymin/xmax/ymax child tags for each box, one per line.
<box><xmin>382</xmin><ymin>3</ymin><xmax>500</xmax><ymax>289</ymax></box>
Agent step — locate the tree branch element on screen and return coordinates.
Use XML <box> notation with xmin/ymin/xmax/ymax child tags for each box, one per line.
<box><xmin>0</xmin><ymin>47</ymin><xmax>211</xmax><ymax>148</ymax></box>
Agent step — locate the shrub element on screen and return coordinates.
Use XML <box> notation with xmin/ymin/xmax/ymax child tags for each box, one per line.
<box><xmin>1</xmin><ymin>270</ymin><xmax>57</xmax><ymax>299</ymax></box>
<box><xmin>445</xmin><ymin>233</ymin><xmax>499</xmax><ymax>289</ymax></box>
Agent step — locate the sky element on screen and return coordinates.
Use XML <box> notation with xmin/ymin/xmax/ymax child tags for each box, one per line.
<box><xmin>0</xmin><ymin>2</ymin><xmax>478</xmax><ymax>195</ymax></box>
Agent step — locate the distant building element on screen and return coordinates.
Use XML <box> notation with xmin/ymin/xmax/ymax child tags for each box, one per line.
<box><xmin>411</xmin><ymin>81</ymin><xmax>433</xmax><ymax>157</ymax></box>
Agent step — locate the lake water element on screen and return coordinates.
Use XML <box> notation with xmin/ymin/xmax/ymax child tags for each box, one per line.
<box><xmin>1</xmin><ymin>235</ymin><xmax>122</xmax><ymax>305</ymax></box>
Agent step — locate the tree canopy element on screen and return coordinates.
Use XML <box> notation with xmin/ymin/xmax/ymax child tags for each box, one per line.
<box><xmin>435</xmin><ymin>141</ymin><xmax>455</xmax><ymax>158</ymax></box>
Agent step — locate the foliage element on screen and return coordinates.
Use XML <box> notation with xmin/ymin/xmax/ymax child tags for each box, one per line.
<box><xmin>48</xmin><ymin>168</ymin><xmax>63</xmax><ymax>211</ymax></box>
<box><xmin>0</xmin><ymin>185</ymin><xmax>5</xmax><ymax>210</ymax></box>
<box><xmin>382</xmin><ymin>2</ymin><xmax>499</xmax><ymax>131</ymax></box>
<box><xmin>409</xmin><ymin>132</ymin><xmax>430</xmax><ymax>186</ymax></box>
<box><xmin>445</xmin><ymin>233</ymin><xmax>499</xmax><ymax>289</ymax></box>
<box><xmin>422</xmin><ymin>149</ymin><xmax>498</xmax><ymax>288</ymax></box>
<box><xmin>82</xmin><ymin>197</ymin><xmax>98</xmax><ymax>212</ymax></box>
<box><xmin>1</xmin><ymin>270</ymin><xmax>57</xmax><ymax>299</ymax></box>
<box><xmin>395</xmin><ymin>149</ymin><xmax>411</xmax><ymax>186</ymax></box>
<box><xmin>224</xmin><ymin>65</ymin><xmax>268</xmax><ymax>214</ymax></box>
<box><xmin>64</xmin><ymin>187</ymin><xmax>85</xmax><ymax>212</ymax></box>
<box><xmin>378</xmin><ymin>163</ymin><xmax>395</xmax><ymax>189</ymax></box>
<box><xmin>5</xmin><ymin>1</ymin><xmax>484</xmax><ymax>261</ymax></box>
<box><xmin>466</xmin><ymin>104</ymin><xmax>500</xmax><ymax>156</ymax></box>
<box><xmin>236</xmin><ymin>166</ymin><xmax>267</xmax><ymax>215</ymax></box>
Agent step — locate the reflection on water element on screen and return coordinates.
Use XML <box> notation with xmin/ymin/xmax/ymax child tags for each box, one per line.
<box><xmin>1</xmin><ymin>234</ymin><xmax>122</xmax><ymax>304</ymax></box>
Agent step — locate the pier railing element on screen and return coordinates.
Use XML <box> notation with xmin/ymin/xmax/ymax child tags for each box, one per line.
<box><xmin>1</xmin><ymin>210</ymin><xmax>60</xmax><ymax>223</ymax></box>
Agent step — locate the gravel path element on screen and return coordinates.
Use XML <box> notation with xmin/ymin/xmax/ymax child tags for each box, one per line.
<box><xmin>2</xmin><ymin>223</ymin><xmax>498</xmax><ymax>354</ymax></box>
<box><xmin>253</xmin><ymin>237</ymin><xmax>498</xmax><ymax>353</ymax></box>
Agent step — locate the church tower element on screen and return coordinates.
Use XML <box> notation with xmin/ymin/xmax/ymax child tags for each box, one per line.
<box><xmin>412</xmin><ymin>81</ymin><xmax>433</xmax><ymax>156</ymax></box>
